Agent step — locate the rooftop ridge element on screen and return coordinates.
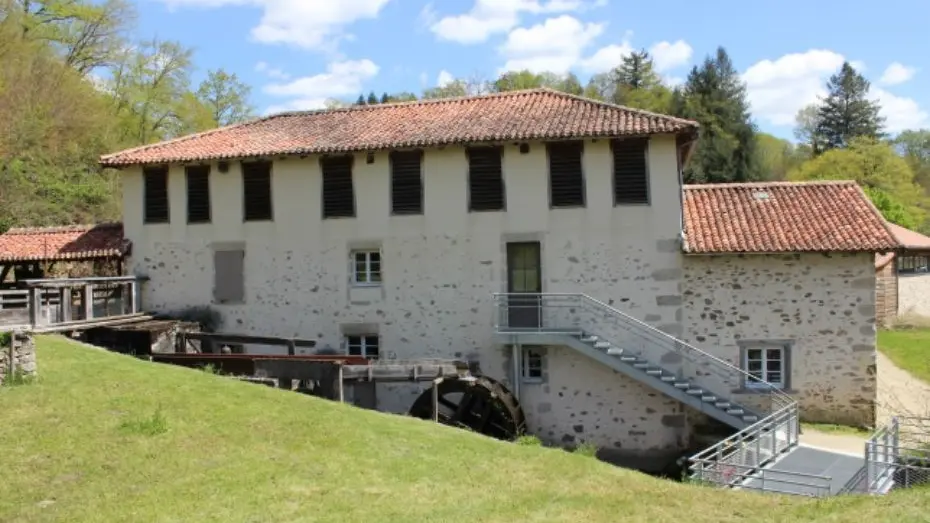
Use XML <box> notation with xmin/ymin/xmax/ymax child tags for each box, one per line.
<box><xmin>684</xmin><ymin>180</ymin><xmax>859</xmax><ymax>190</ymax></box>
<box><xmin>4</xmin><ymin>223</ymin><xmax>124</xmax><ymax>235</ymax></box>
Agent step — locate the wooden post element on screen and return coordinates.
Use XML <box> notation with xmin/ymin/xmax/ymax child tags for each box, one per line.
<box><xmin>83</xmin><ymin>284</ymin><xmax>94</xmax><ymax>320</ymax></box>
<box><xmin>432</xmin><ymin>377</ymin><xmax>444</xmax><ymax>422</ymax></box>
<box><xmin>286</xmin><ymin>339</ymin><xmax>296</xmax><ymax>356</ymax></box>
<box><xmin>336</xmin><ymin>365</ymin><xmax>344</xmax><ymax>402</ymax></box>
<box><xmin>130</xmin><ymin>280</ymin><xmax>139</xmax><ymax>314</ymax></box>
<box><xmin>59</xmin><ymin>288</ymin><xmax>72</xmax><ymax>323</ymax></box>
<box><xmin>28</xmin><ymin>288</ymin><xmax>38</xmax><ymax>328</ymax></box>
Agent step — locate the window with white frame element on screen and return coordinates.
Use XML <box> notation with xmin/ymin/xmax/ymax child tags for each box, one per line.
<box><xmin>521</xmin><ymin>346</ymin><xmax>544</xmax><ymax>381</ymax></box>
<box><xmin>346</xmin><ymin>335</ymin><xmax>379</xmax><ymax>359</ymax></box>
<box><xmin>351</xmin><ymin>250</ymin><xmax>382</xmax><ymax>285</ymax></box>
<box><xmin>744</xmin><ymin>346</ymin><xmax>785</xmax><ymax>389</ymax></box>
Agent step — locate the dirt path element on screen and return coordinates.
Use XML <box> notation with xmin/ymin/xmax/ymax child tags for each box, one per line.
<box><xmin>876</xmin><ymin>351</ymin><xmax>930</xmax><ymax>425</ymax></box>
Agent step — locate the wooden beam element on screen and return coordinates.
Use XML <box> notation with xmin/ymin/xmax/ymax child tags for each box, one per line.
<box><xmin>181</xmin><ymin>332</ymin><xmax>317</xmax><ymax>349</ymax></box>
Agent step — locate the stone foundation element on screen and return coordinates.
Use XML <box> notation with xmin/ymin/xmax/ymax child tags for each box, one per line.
<box><xmin>0</xmin><ymin>331</ymin><xmax>36</xmax><ymax>385</ymax></box>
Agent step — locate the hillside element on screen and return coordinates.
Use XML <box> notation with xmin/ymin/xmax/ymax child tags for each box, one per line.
<box><xmin>0</xmin><ymin>336</ymin><xmax>926</xmax><ymax>523</ymax></box>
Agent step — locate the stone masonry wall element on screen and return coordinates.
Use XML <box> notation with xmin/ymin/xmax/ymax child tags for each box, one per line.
<box><xmin>898</xmin><ymin>272</ymin><xmax>930</xmax><ymax>318</ymax></box>
<box><xmin>682</xmin><ymin>252</ymin><xmax>877</xmax><ymax>426</ymax></box>
<box><xmin>0</xmin><ymin>332</ymin><xmax>37</xmax><ymax>385</ymax></box>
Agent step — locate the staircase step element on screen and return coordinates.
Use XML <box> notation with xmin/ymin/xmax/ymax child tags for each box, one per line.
<box><xmin>660</xmin><ymin>376</ymin><xmax>677</xmax><ymax>382</ymax></box>
<box><xmin>701</xmin><ymin>395</ymin><xmax>717</xmax><ymax>402</ymax></box>
<box><xmin>674</xmin><ymin>382</ymin><xmax>690</xmax><ymax>389</ymax></box>
<box><xmin>686</xmin><ymin>388</ymin><xmax>704</xmax><ymax>396</ymax></box>
<box><xmin>594</xmin><ymin>341</ymin><xmax>611</xmax><ymax>349</ymax></box>
<box><xmin>726</xmin><ymin>408</ymin><xmax>745</xmax><ymax>416</ymax></box>
<box><xmin>743</xmin><ymin>415</ymin><xmax>759</xmax><ymax>423</ymax></box>
<box><xmin>645</xmin><ymin>369</ymin><xmax>663</xmax><ymax>376</ymax></box>
<box><xmin>619</xmin><ymin>355</ymin><xmax>637</xmax><ymax>362</ymax></box>
<box><xmin>633</xmin><ymin>362</ymin><xmax>650</xmax><ymax>369</ymax></box>
<box><xmin>580</xmin><ymin>336</ymin><xmax>599</xmax><ymax>343</ymax></box>
<box><xmin>606</xmin><ymin>347</ymin><xmax>623</xmax><ymax>356</ymax></box>
<box><xmin>715</xmin><ymin>402</ymin><xmax>731</xmax><ymax>409</ymax></box>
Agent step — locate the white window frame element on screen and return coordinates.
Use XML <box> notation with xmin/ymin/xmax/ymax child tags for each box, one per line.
<box><xmin>521</xmin><ymin>346</ymin><xmax>544</xmax><ymax>382</ymax></box>
<box><xmin>346</xmin><ymin>334</ymin><xmax>379</xmax><ymax>359</ymax></box>
<box><xmin>744</xmin><ymin>346</ymin><xmax>785</xmax><ymax>389</ymax></box>
<box><xmin>351</xmin><ymin>249</ymin><xmax>382</xmax><ymax>286</ymax></box>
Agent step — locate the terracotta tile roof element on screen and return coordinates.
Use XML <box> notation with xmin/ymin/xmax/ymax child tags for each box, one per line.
<box><xmin>99</xmin><ymin>88</ymin><xmax>699</xmax><ymax>167</ymax></box>
<box><xmin>887</xmin><ymin>222</ymin><xmax>930</xmax><ymax>251</ymax></box>
<box><xmin>682</xmin><ymin>181</ymin><xmax>899</xmax><ymax>254</ymax></box>
<box><xmin>0</xmin><ymin>223</ymin><xmax>129</xmax><ymax>262</ymax></box>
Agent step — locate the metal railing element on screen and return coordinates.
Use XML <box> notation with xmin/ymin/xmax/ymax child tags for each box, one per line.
<box><xmin>866</xmin><ymin>416</ymin><xmax>930</xmax><ymax>494</ymax></box>
<box><xmin>491</xmin><ymin>292</ymin><xmax>801</xmax><ymax>492</ymax></box>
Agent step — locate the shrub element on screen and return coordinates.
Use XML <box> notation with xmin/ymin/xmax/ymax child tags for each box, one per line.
<box><xmin>574</xmin><ymin>442</ymin><xmax>599</xmax><ymax>458</ymax></box>
<box><xmin>119</xmin><ymin>406</ymin><xmax>168</xmax><ymax>436</ymax></box>
<box><xmin>515</xmin><ymin>435</ymin><xmax>543</xmax><ymax>447</ymax></box>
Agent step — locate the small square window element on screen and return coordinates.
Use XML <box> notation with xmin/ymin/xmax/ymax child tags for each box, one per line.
<box><xmin>346</xmin><ymin>335</ymin><xmax>379</xmax><ymax>359</ymax></box>
<box><xmin>351</xmin><ymin>250</ymin><xmax>382</xmax><ymax>285</ymax></box>
<box><xmin>743</xmin><ymin>344</ymin><xmax>786</xmax><ymax>389</ymax></box>
<box><xmin>521</xmin><ymin>346</ymin><xmax>544</xmax><ymax>382</ymax></box>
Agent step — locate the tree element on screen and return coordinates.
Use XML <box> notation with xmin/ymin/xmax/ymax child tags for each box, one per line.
<box><xmin>355</xmin><ymin>94</ymin><xmax>366</xmax><ymax>106</ymax></box>
<box><xmin>676</xmin><ymin>47</ymin><xmax>762</xmax><ymax>183</ymax></box>
<box><xmin>366</xmin><ymin>91</ymin><xmax>378</xmax><ymax>105</ymax></box>
<box><xmin>788</xmin><ymin>137</ymin><xmax>925</xmax><ymax>229</ymax></box>
<box><xmin>422</xmin><ymin>79</ymin><xmax>469</xmax><ymax>99</ymax></box>
<box><xmin>756</xmin><ymin>133</ymin><xmax>807</xmax><ymax>181</ymax></box>
<box><xmin>582</xmin><ymin>50</ymin><xmax>672</xmax><ymax>112</ymax></box>
<box><xmin>380</xmin><ymin>92</ymin><xmax>388</xmax><ymax>104</ymax></box>
<box><xmin>793</xmin><ymin>104</ymin><xmax>824</xmax><ymax>153</ymax></box>
<box><xmin>382</xmin><ymin>92</ymin><xmax>417</xmax><ymax>103</ymax></box>
<box><xmin>815</xmin><ymin>62</ymin><xmax>884</xmax><ymax>151</ymax></box>
<box><xmin>196</xmin><ymin>69</ymin><xmax>254</xmax><ymax>127</ymax></box>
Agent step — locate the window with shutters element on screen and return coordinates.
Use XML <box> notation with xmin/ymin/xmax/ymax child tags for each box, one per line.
<box><xmin>467</xmin><ymin>146</ymin><xmax>505</xmax><ymax>211</ymax></box>
<box><xmin>185</xmin><ymin>165</ymin><xmax>211</xmax><ymax>224</ymax></box>
<box><xmin>612</xmin><ymin>138</ymin><xmax>649</xmax><ymax>205</ymax></box>
<box><xmin>390</xmin><ymin>150</ymin><xmax>423</xmax><ymax>215</ymax></box>
<box><xmin>321</xmin><ymin>156</ymin><xmax>355</xmax><ymax>218</ymax></box>
<box><xmin>143</xmin><ymin>166</ymin><xmax>169</xmax><ymax>224</ymax></box>
<box><xmin>242</xmin><ymin>161</ymin><xmax>273</xmax><ymax>221</ymax></box>
<box><xmin>213</xmin><ymin>248</ymin><xmax>245</xmax><ymax>304</ymax></box>
<box><xmin>547</xmin><ymin>141</ymin><xmax>585</xmax><ymax>208</ymax></box>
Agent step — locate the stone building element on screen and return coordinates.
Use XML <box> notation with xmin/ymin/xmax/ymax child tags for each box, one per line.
<box><xmin>99</xmin><ymin>89</ymin><xmax>899</xmax><ymax>460</ymax></box>
<box><xmin>875</xmin><ymin>223</ymin><xmax>930</xmax><ymax>324</ymax></box>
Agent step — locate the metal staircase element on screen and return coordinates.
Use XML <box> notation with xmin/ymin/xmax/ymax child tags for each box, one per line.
<box><xmin>492</xmin><ymin>292</ymin><xmax>804</xmax><ymax>493</ymax></box>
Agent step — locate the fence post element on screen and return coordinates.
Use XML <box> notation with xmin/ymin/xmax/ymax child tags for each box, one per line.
<box><xmin>83</xmin><ymin>284</ymin><xmax>94</xmax><ymax>320</ymax></box>
<box><xmin>59</xmin><ymin>287</ymin><xmax>72</xmax><ymax>323</ymax></box>
<box><xmin>130</xmin><ymin>279</ymin><xmax>139</xmax><ymax>315</ymax></box>
<box><xmin>28</xmin><ymin>287</ymin><xmax>38</xmax><ymax>328</ymax></box>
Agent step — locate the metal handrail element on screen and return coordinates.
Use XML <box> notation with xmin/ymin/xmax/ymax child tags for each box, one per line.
<box><xmin>865</xmin><ymin>416</ymin><xmax>930</xmax><ymax>494</ymax></box>
<box><xmin>491</xmin><ymin>292</ymin><xmax>793</xmax><ymax>407</ymax></box>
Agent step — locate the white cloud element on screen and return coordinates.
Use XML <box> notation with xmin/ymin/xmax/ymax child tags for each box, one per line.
<box><xmin>499</xmin><ymin>15</ymin><xmax>603</xmax><ymax>73</ymax></box>
<box><xmin>578</xmin><ymin>41</ymin><xmax>632</xmax><ymax>73</ymax></box>
<box><xmin>254</xmin><ymin>61</ymin><xmax>290</xmax><ymax>80</ymax></box>
<box><xmin>742</xmin><ymin>49</ymin><xmax>846</xmax><ymax>126</ymax></box>
<box><xmin>429</xmin><ymin>0</ymin><xmax>598</xmax><ymax>44</ymax></box>
<box><xmin>262</xmin><ymin>59</ymin><xmax>379</xmax><ymax>112</ymax></box>
<box><xmin>159</xmin><ymin>0</ymin><xmax>390</xmax><ymax>51</ymax></box>
<box><xmin>872</xmin><ymin>87</ymin><xmax>929</xmax><ymax>132</ymax></box>
<box><xmin>649</xmin><ymin>40</ymin><xmax>692</xmax><ymax>72</ymax></box>
<box><xmin>436</xmin><ymin>70</ymin><xmax>455</xmax><ymax>86</ymax></box>
<box><xmin>880</xmin><ymin>62</ymin><xmax>917</xmax><ymax>86</ymax></box>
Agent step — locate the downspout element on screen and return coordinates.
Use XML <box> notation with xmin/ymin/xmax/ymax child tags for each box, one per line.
<box><xmin>676</xmin><ymin>133</ymin><xmax>699</xmax><ymax>249</ymax></box>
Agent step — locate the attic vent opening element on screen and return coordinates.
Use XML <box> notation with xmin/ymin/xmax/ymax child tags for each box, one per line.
<box><xmin>752</xmin><ymin>190</ymin><xmax>772</xmax><ymax>201</ymax></box>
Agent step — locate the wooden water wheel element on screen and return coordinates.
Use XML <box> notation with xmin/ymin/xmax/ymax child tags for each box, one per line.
<box><xmin>408</xmin><ymin>376</ymin><xmax>526</xmax><ymax>441</ymax></box>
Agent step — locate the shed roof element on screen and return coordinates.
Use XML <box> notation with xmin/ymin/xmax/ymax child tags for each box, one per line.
<box><xmin>0</xmin><ymin>223</ymin><xmax>129</xmax><ymax>263</ymax></box>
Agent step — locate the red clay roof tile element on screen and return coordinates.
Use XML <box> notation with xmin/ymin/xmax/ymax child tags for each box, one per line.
<box><xmin>0</xmin><ymin>224</ymin><xmax>129</xmax><ymax>262</ymax></box>
<box><xmin>683</xmin><ymin>181</ymin><xmax>898</xmax><ymax>254</ymax></box>
<box><xmin>99</xmin><ymin>88</ymin><xmax>699</xmax><ymax>167</ymax></box>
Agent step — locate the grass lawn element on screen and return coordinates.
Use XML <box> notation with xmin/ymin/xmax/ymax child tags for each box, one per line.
<box><xmin>2</xmin><ymin>337</ymin><xmax>930</xmax><ymax>523</ymax></box>
<box><xmin>879</xmin><ymin>328</ymin><xmax>930</xmax><ymax>383</ymax></box>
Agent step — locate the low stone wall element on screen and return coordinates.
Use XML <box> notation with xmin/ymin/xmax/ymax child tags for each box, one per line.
<box><xmin>0</xmin><ymin>332</ymin><xmax>36</xmax><ymax>385</ymax></box>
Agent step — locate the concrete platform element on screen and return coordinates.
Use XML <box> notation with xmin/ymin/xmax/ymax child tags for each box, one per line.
<box><xmin>741</xmin><ymin>445</ymin><xmax>865</xmax><ymax>496</ymax></box>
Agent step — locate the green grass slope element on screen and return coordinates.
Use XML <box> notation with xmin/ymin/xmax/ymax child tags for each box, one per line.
<box><xmin>0</xmin><ymin>336</ymin><xmax>927</xmax><ymax>523</ymax></box>
<box><xmin>879</xmin><ymin>328</ymin><xmax>930</xmax><ymax>383</ymax></box>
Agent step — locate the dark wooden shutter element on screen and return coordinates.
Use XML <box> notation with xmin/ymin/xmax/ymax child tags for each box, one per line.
<box><xmin>185</xmin><ymin>165</ymin><xmax>211</xmax><ymax>224</ymax></box>
<box><xmin>242</xmin><ymin>161</ymin><xmax>273</xmax><ymax>221</ymax></box>
<box><xmin>547</xmin><ymin>141</ymin><xmax>585</xmax><ymax>207</ymax></box>
<box><xmin>213</xmin><ymin>249</ymin><xmax>244</xmax><ymax>304</ymax></box>
<box><xmin>143</xmin><ymin>166</ymin><xmax>169</xmax><ymax>224</ymax></box>
<box><xmin>322</xmin><ymin>156</ymin><xmax>355</xmax><ymax>218</ymax></box>
<box><xmin>467</xmin><ymin>146</ymin><xmax>504</xmax><ymax>211</ymax></box>
<box><xmin>390</xmin><ymin>150</ymin><xmax>423</xmax><ymax>215</ymax></box>
<box><xmin>612</xmin><ymin>138</ymin><xmax>649</xmax><ymax>205</ymax></box>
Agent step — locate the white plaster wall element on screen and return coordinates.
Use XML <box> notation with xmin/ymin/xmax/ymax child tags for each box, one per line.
<box><xmin>898</xmin><ymin>273</ymin><xmax>930</xmax><ymax>318</ymax></box>
<box><xmin>682</xmin><ymin>253</ymin><xmax>877</xmax><ymax>426</ymax></box>
<box><xmin>122</xmin><ymin>135</ymin><xmax>688</xmax><ymax>451</ymax></box>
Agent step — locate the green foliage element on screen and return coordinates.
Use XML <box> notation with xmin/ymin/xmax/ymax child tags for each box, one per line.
<box><xmin>756</xmin><ymin>133</ymin><xmax>809</xmax><ymax>181</ymax></box>
<box><xmin>676</xmin><ymin>47</ymin><xmax>763</xmax><ymax>183</ymax></box>
<box><xmin>119</xmin><ymin>405</ymin><xmax>168</xmax><ymax>436</ymax></box>
<box><xmin>515</xmin><ymin>434</ymin><xmax>543</xmax><ymax>446</ymax></box>
<box><xmin>788</xmin><ymin>138</ymin><xmax>926</xmax><ymax>229</ymax></box>
<box><xmin>2</xmin><ymin>367</ymin><xmax>36</xmax><ymax>387</ymax></box>
<box><xmin>0</xmin><ymin>331</ymin><xmax>11</xmax><ymax>346</ymax></box>
<box><xmin>200</xmin><ymin>363</ymin><xmax>219</xmax><ymax>375</ymax></box>
<box><xmin>196</xmin><ymin>68</ymin><xmax>254</xmax><ymax>126</ymax></box>
<box><xmin>815</xmin><ymin>62</ymin><xmax>885</xmax><ymax>151</ymax></box>
<box><xmin>573</xmin><ymin>442</ymin><xmax>598</xmax><ymax>457</ymax></box>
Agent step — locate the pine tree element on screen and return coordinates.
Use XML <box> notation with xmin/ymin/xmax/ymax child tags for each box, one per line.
<box><xmin>610</xmin><ymin>50</ymin><xmax>672</xmax><ymax>113</ymax></box>
<box><xmin>380</xmin><ymin>92</ymin><xmax>389</xmax><ymax>104</ymax></box>
<box><xmin>676</xmin><ymin>47</ymin><xmax>763</xmax><ymax>183</ymax></box>
<box><xmin>355</xmin><ymin>94</ymin><xmax>366</xmax><ymax>106</ymax></box>
<box><xmin>615</xmin><ymin>50</ymin><xmax>661</xmax><ymax>90</ymax></box>
<box><xmin>815</xmin><ymin>62</ymin><xmax>885</xmax><ymax>151</ymax></box>
<box><xmin>366</xmin><ymin>91</ymin><xmax>378</xmax><ymax>104</ymax></box>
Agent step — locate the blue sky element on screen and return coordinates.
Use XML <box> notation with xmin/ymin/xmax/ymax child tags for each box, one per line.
<box><xmin>141</xmin><ymin>0</ymin><xmax>928</xmax><ymax>140</ymax></box>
